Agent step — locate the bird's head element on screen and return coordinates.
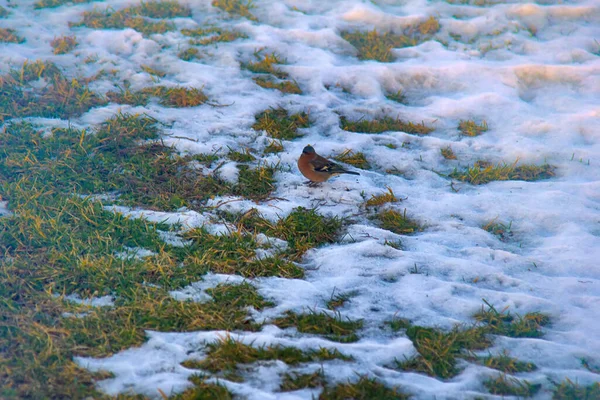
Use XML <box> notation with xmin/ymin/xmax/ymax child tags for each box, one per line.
<box><xmin>302</xmin><ymin>145</ymin><xmax>315</xmax><ymax>155</ymax></box>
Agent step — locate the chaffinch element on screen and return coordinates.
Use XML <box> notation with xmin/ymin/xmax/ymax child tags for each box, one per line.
<box><xmin>298</xmin><ymin>145</ymin><xmax>360</xmax><ymax>184</ymax></box>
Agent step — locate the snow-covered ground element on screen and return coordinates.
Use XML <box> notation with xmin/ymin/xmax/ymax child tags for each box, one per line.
<box><xmin>2</xmin><ymin>0</ymin><xmax>599</xmax><ymax>398</ymax></box>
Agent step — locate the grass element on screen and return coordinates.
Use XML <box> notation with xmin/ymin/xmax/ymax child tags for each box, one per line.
<box><xmin>106</xmin><ymin>85</ymin><xmax>151</xmax><ymax>106</ymax></box>
<box><xmin>34</xmin><ymin>0</ymin><xmax>103</xmax><ymax>9</ymax></box>
<box><xmin>182</xmin><ymin>336</ymin><xmax>349</xmax><ymax>381</ymax></box>
<box><xmin>205</xmin><ymin>282</ymin><xmax>274</xmax><ymax>310</ymax></box>
<box><xmin>334</xmin><ymin>149</ymin><xmax>371</xmax><ymax>170</ymax></box>
<box><xmin>484</xmin><ymin>375</ymin><xmax>541</xmax><ymax>397</ymax></box>
<box><xmin>141</xmin><ymin>64</ymin><xmax>167</xmax><ymax>77</ymax></box>
<box><xmin>441</xmin><ymin>146</ymin><xmax>457</xmax><ymax>160</ymax></box>
<box><xmin>341</xmin><ymin>17</ymin><xmax>440</xmax><ymax>62</ymax></box>
<box><xmin>365</xmin><ymin>187</ymin><xmax>398</xmax><ymax>207</ymax></box>
<box><xmin>182</xmin><ymin>27</ymin><xmax>248</xmax><ymax>45</ymax></box>
<box><xmin>319</xmin><ymin>376</ymin><xmax>409</xmax><ymax>400</ymax></box>
<box><xmin>178</xmin><ymin>47</ymin><xmax>201</xmax><ymax>61</ymax></box>
<box><xmin>273</xmin><ymin>309</ymin><xmax>363</xmax><ymax>343</ymax></box>
<box><xmin>377</xmin><ymin>209</ymin><xmax>422</xmax><ymax>235</ymax></box>
<box><xmin>326</xmin><ymin>289</ymin><xmax>358</xmax><ymax>310</ymax></box>
<box><xmin>474</xmin><ymin>300</ymin><xmax>551</xmax><ymax>338</ymax></box>
<box><xmin>0</xmin><ymin>28</ymin><xmax>25</xmax><ymax>43</ymax></box>
<box><xmin>171</xmin><ymin>375</ymin><xmax>233</xmax><ymax>400</ymax></box>
<box><xmin>482</xmin><ymin>219</ymin><xmax>512</xmax><ymax>242</ymax></box>
<box><xmin>107</xmin><ymin>85</ymin><xmax>208</xmax><ymax>107</ymax></box>
<box><xmin>252</xmin><ymin>107</ymin><xmax>310</xmax><ymax>140</ymax></box>
<box><xmin>70</xmin><ymin>1</ymin><xmax>192</xmax><ymax>36</ymax></box>
<box><xmin>234</xmin><ymin>163</ymin><xmax>277</xmax><ymax>200</ymax></box>
<box><xmin>449</xmin><ymin>161</ymin><xmax>556</xmax><ymax>185</ymax></box>
<box><xmin>0</xmin><ymin>60</ymin><xmax>106</xmax><ymax>122</ymax></box>
<box><xmin>386</xmin><ymin>89</ymin><xmax>406</xmax><ymax>103</ymax></box>
<box><xmin>474</xmin><ymin>351</ymin><xmax>537</xmax><ymax>373</ymax></box>
<box><xmin>264</xmin><ymin>139</ymin><xmax>284</xmax><ymax>154</ymax></box>
<box><xmin>340</xmin><ymin>115</ymin><xmax>433</xmax><ymax>135</ymax></box>
<box><xmin>253</xmin><ymin>76</ymin><xmax>302</xmax><ymax>94</ymax></box>
<box><xmin>212</xmin><ymin>0</ymin><xmax>257</xmax><ymax>21</ymax></box>
<box><xmin>50</xmin><ymin>35</ymin><xmax>78</xmax><ymax>54</ymax></box>
<box><xmin>459</xmin><ymin>119</ymin><xmax>488</xmax><ymax>136</ymax></box>
<box><xmin>242</xmin><ymin>51</ymin><xmax>289</xmax><ymax>79</ymax></box>
<box><xmin>552</xmin><ymin>380</ymin><xmax>600</xmax><ymax>399</ymax></box>
<box><xmin>280</xmin><ymin>369</ymin><xmax>326</xmax><ymax>392</ymax></box>
<box><xmin>228</xmin><ymin>147</ymin><xmax>256</xmax><ymax>162</ymax></box>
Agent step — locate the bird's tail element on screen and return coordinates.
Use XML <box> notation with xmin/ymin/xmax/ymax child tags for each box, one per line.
<box><xmin>342</xmin><ymin>170</ymin><xmax>360</xmax><ymax>176</ymax></box>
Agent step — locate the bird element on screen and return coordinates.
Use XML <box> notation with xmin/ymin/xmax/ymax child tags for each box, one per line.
<box><xmin>298</xmin><ymin>145</ymin><xmax>360</xmax><ymax>185</ymax></box>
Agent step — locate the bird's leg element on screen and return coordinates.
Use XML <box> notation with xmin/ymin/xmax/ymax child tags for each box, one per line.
<box><xmin>306</xmin><ymin>181</ymin><xmax>321</xmax><ymax>187</ymax></box>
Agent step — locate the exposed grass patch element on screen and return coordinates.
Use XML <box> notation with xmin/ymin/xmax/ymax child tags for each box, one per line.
<box><xmin>212</xmin><ymin>0</ymin><xmax>257</xmax><ymax>21</ymax></box>
<box><xmin>142</xmin><ymin>86</ymin><xmax>208</xmax><ymax>107</ymax></box>
<box><xmin>242</xmin><ymin>51</ymin><xmax>289</xmax><ymax>79</ymax></box>
<box><xmin>482</xmin><ymin>219</ymin><xmax>512</xmax><ymax>242</ymax></box>
<box><xmin>484</xmin><ymin>375</ymin><xmax>541</xmax><ymax>397</ymax></box>
<box><xmin>341</xmin><ymin>17</ymin><xmax>440</xmax><ymax>62</ymax></box>
<box><xmin>385</xmin><ymin>89</ymin><xmax>406</xmax><ymax>103</ymax></box>
<box><xmin>34</xmin><ymin>0</ymin><xmax>104</xmax><ymax>8</ymax></box>
<box><xmin>252</xmin><ymin>107</ymin><xmax>310</xmax><ymax>140</ymax></box>
<box><xmin>0</xmin><ymin>60</ymin><xmax>106</xmax><ymax>121</ymax></box>
<box><xmin>0</xmin><ymin>28</ymin><xmax>25</xmax><ymax>43</ymax></box>
<box><xmin>228</xmin><ymin>147</ymin><xmax>256</xmax><ymax>162</ymax></box>
<box><xmin>387</xmin><ymin>317</ymin><xmax>411</xmax><ymax>332</ymax></box>
<box><xmin>234</xmin><ymin>163</ymin><xmax>276</xmax><ymax>201</ymax></box>
<box><xmin>459</xmin><ymin>119</ymin><xmax>488</xmax><ymax>137</ymax></box>
<box><xmin>340</xmin><ymin>115</ymin><xmax>433</xmax><ymax>135</ymax></box>
<box><xmin>474</xmin><ymin>351</ymin><xmax>537</xmax><ymax>373</ymax></box>
<box><xmin>326</xmin><ymin>289</ymin><xmax>358</xmax><ymax>310</ymax></box>
<box><xmin>141</xmin><ymin>64</ymin><xmax>167</xmax><ymax>77</ymax></box>
<box><xmin>474</xmin><ymin>300</ymin><xmax>551</xmax><ymax>338</ymax></box>
<box><xmin>253</xmin><ymin>76</ymin><xmax>302</xmax><ymax>94</ymax></box>
<box><xmin>365</xmin><ymin>187</ymin><xmax>398</xmax><ymax>207</ymax></box>
<box><xmin>50</xmin><ymin>35</ymin><xmax>78</xmax><ymax>54</ymax></box>
<box><xmin>377</xmin><ymin>209</ymin><xmax>422</xmax><ymax>235</ymax></box>
<box><xmin>320</xmin><ymin>376</ymin><xmax>409</xmax><ymax>400</ymax></box>
<box><xmin>394</xmin><ymin>324</ymin><xmax>492</xmax><ymax>379</ymax></box>
<box><xmin>449</xmin><ymin>161</ymin><xmax>555</xmax><ymax>185</ymax></box>
<box><xmin>106</xmin><ymin>85</ymin><xmax>151</xmax><ymax>106</ymax></box>
<box><xmin>441</xmin><ymin>145</ymin><xmax>457</xmax><ymax>160</ymax></box>
<box><xmin>171</xmin><ymin>375</ymin><xmax>233</xmax><ymax>400</ymax></box>
<box><xmin>183</xmin><ymin>27</ymin><xmax>248</xmax><ymax>45</ymax></box>
<box><xmin>70</xmin><ymin>1</ymin><xmax>192</xmax><ymax>36</ymax></box>
<box><xmin>280</xmin><ymin>369</ymin><xmax>326</xmax><ymax>392</ymax></box>
<box><xmin>178</xmin><ymin>47</ymin><xmax>201</xmax><ymax>61</ymax></box>
<box><xmin>206</xmin><ymin>282</ymin><xmax>274</xmax><ymax>311</ymax></box>
<box><xmin>552</xmin><ymin>380</ymin><xmax>600</xmax><ymax>399</ymax></box>
<box><xmin>183</xmin><ymin>336</ymin><xmax>349</xmax><ymax>381</ymax></box>
<box><xmin>264</xmin><ymin>139</ymin><xmax>284</xmax><ymax>154</ymax></box>
<box><xmin>333</xmin><ymin>149</ymin><xmax>371</xmax><ymax>170</ymax></box>
<box><xmin>273</xmin><ymin>309</ymin><xmax>363</xmax><ymax>343</ymax></box>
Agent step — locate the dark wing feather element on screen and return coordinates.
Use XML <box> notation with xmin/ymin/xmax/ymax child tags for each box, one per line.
<box><xmin>310</xmin><ymin>155</ymin><xmax>360</xmax><ymax>175</ymax></box>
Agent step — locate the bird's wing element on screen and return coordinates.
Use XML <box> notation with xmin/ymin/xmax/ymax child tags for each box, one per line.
<box><xmin>310</xmin><ymin>155</ymin><xmax>348</xmax><ymax>174</ymax></box>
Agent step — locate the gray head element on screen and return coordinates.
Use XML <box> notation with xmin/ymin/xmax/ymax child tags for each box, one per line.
<box><xmin>302</xmin><ymin>145</ymin><xmax>315</xmax><ymax>155</ymax></box>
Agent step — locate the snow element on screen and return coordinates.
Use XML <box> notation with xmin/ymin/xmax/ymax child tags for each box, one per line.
<box><xmin>2</xmin><ymin>0</ymin><xmax>600</xmax><ymax>398</ymax></box>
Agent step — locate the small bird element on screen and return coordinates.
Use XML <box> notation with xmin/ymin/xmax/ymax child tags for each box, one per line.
<box><xmin>298</xmin><ymin>145</ymin><xmax>360</xmax><ymax>185</ymax></box>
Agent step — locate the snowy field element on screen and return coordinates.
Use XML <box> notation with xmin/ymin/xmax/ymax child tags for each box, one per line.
<box><xmin>1</xmin><ymin>0</ymin><xmax>599</xmax><ymax>398</ymax></box>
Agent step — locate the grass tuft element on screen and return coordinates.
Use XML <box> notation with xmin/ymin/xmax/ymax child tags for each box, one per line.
<box><xmin>178</xmin><ymin>47</ymin><xmax>201</xmax><ymax>61</ymax></box>
<box><xmin>474</xmin><ymin>300</ymin><xmax>551</xmax><ymax>338</ymax></box>
<box><xmin>142</xmin><ymin>86</ymin><xmax>208</xmax><ymax>107</ymax></box>
<box><xmin>340</xmin><ymin>115</ymin><xmax>433</xmax><ymax>135</ymax></box>
<box><xmin>252</xmin><ymin>107</ymin><xmax>310</xmax><ymax>140</ymax></box>
<box><xmin>326</xmin><ymin>289</ymin><xmax>358</xmax><ymax>310</ymax></box>
<box><xmin>141</xmin><ymin>64</ymin><xmax>167</xmax><ymax>77</ymax></box>
<box><xmin>482</xmin><ymin>219</ymin><xmax>512</xmax><ymax>242</ymax></box>
<box><xmin>171</xmin><ymin>375</ymin><xmax>233</xmax><ymax>400</ymax></box>
<box><xmin>253</xmin><ymin>76</ymin><xmax>302</xmax><ymax>94</ymax></box>
<box><xmin>263</xmin><ymin>139</ymin><xmax>284</xmax><ymax>154</ymax></box>
<box><xmin>377</xmin><ymin>209</ymin><xmax>422</xmax><ymax>235</ymax></box>
<box><xmin>233</xmin><ymin>163</ymin><xmax>276</xmax><ymax>200</ymax></box>
<box><xmin>475</xmin><ymin>351</ymin><xmax>537</xmax><ymax>373</ymax></box>
<box><xmin>334</xmin><ymin>149</ymin><xmax>371</xmax><ymax>170</ymax></box>
<box><xmin>206</xmin><ymin>282</ymin><xmax>274</xmax><ymax>310</ymax></box>
<box><xmin>183</xmin><ymin>27</ymin><xmax>248</xmax><ymax>45</ymax></box>
<box><xmin>484</xmin><ymin>375</ymin><xmax>541</xmax><ymax>397</ymax></box>
<box><xmin>458</xmin><ymin>120</ymin><xmax>488</xmax><ymax>136</ymax></box>
<box><xmin>50</xmin><ymin>35</ymin><xmax>78</xmax><ymax>54</ymax></box>
<box><xmin>552</xmin><ymin>380</ymin><xmax>600</xmax><ymax>399</ymax></box>
<box><xmin>273</xmin><ymin>309</ymin><xmax>363</xmax><ymax>343</ymax></box>
<box><xmin>441</xmin><ymin>146</ymin><xmax>457</xmax><ymax>160</ymax></box>
<box><xmin>319</xmin><ymin>376</ymin><xmax>409</xmax><ymax>400</ymax></box>
<box><xmin>243</xmin><ymin>50</ymin><xmax>288</xmax><ymax>79</ymax></box>
<box><xmin>450</xmin><ymin>161</ymin><xmax>555</xmax><ymax>185</ymax></box>
<box><xmin>228</xmin><ymin>148</ymin><xmax>256</xmax><ymax>162</ymax></box>
<box><xmin>212</xmin><ymin>0</ymin><xmax>257</xmax><ymax>21</ymax></box>
<box><xmin>280</xmin><ymin>369</ymin><xmax>325</xmax><ymax>392</ymax></box>
<box><xmin>341</xmin><ymin>17</ymin><xmax>440</xmax><ymax>62</ymax></box>
<box><xmin>365</xmin><ymin>188</ymin><xmax>398</xmax><ymax>207</ymax></box>
<box><xmin>34</xmin><ymin>0</ymin><xmax>104</xmax><ymax>8</ymax></box>
<box><xmin>0</xmin><ymin>28</ymin><xmax>25</xmax><ymax>43</ymax></box>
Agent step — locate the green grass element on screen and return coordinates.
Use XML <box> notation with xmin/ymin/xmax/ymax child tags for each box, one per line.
<box><xmin>474</xmin><ymin>351</ymin><xmax>537</xmax><ymax>373</ymax></box>
<box><xmin>482</xmin><ymin>219</ymin><xmax>512</xmax><ymax>242</ymax></box>
<box><xmin>212</xmin><ymin>0</ymin><xmax>257</xmax><ymax>21</ymax></box>
<box><xmin>0</xmin><ymin>60</ymin><xmax>106</xmax><ymax>122</ymax></box>
<box><xmin>484</xmin><ymin>375</ymin><xmax>541</xmax><ymax>397</ymax></box>
<box><xmin>264</xmin><ymin>139</ymin><xmax>284</xmax><ymax>154</ymax></box>
<box><xmin>182</xmin><ymin>27</ymin><xmax>248</xmax><ymax>45</ymax></box>
<box><xmin>341</xmin><ymin>17</ymin><xmax>440</xmax><ymax>62</ymax></box>
<box><xmin>552</xmin><ymin>380</ymin><xmax>600</xmax><ymax>399</ymax></box>
<box><xmin>50</xmin><ymin>35</ymin><xmax>77</xmax><ymax>54</ymax></box>
<box><xmin>474</xmin><ymin>300</ymin><xmax>551</xmax><ymax>338</ymax></box>
<box><xmin>228</xmin><ymin>147</ymin><xmax>256</xmax><ymax>162</ymax></box>
<box><xmin>34</xmin><ymin>0</ymin><xmax>103</xmax><ymax>9</ymax></box>
<box><xmin>205</xmin><ymin>282</ymin><xmax>274</xmax><ymax>310</ymax></box>
<box><xmin>170</xmin><ymin>375</ymin><xmax>233</xmax><ymax>400</ymax></box>
<box><xmin>141</xmin><ymin>64</ymin><xmax>167</xmax><ymax>77</ymax></box>
<box><xmin>253</xmin><ymin>76</ymin><xmax>302</xmax><ymax>94</ymax></box>
<box><xmin>441</xmin><ymin>146</ymin><xmax>457</xmax><ymax>160</ymax></box>
<box><xmin>273</xmin><ymin>309</ymin><xmax>363</xmax><ymax>343</ymax></box>
<box><xmin>242</xmin><ymin>51</ymin><xmax>289</xmax><ymax>79</ymax></box>
<box><xmin>365</xmin><ymin>188</ymin><xmax>398</xmax><ymax>207</ymax></box>
<box><xmin>385</xmin><ymin>89</ymin><xmax>406</xmax><ymax>103</ymax></box>
<box><xmin>0</xmin><ymin>28</ymin><xmax>24</xmax><ymax>43</ymax></box>
<box><xmin>340</xmin><ymin>115</ymin><xmax>433</xmax><ymax>135</ymax></box>
<box><xmin>70</xmin><ymin>1</ymin><xmax>192</xmax><ymax>36</ymax></box>
<box><xmin>182</xmin><ymin>336</ymin><xmax>349</xmax><ymax>381</ymax></box>
<box><xmin>449</xmin><ymin>161</ymin><xmax>555</xmax><ymax>185</ymax></box>
<box><xmin>333</xmin><ymin>149</ymin><xmax>371</xmax><ymax>170</ymax></box>
<box><xmin>459</xmin><ymin>120</ymin><xmax>488</xmax><ymax>136</ymax></box>
<box><xmin>107</xmin><ymin>85</ymin><xmax>208</xmax><ymax>107</ymax></box>
<box><xmin>280</xmin><ymin>369</ymin><xmax>326</xmax><ymax>392</ymax></box>
<box><xmin>252</xmin><ymin>107</ymin><xmax>310</xmax><ymax>140</ymax></box>
<box><xmin>319</xmin><ymin>376</ymin><xmax>409</xmax><ymax>400</ymax></box>
<box><xmin>178</xmin><ymin>47</ymin><xmax>201</xmax><ymax>61</ymax></box>
<box><xmin>326</xmin><ymin>289</ymin><xmax>358</xmax><ymax>310</ymax></box>
<box><xmin>377</xmin><ymin>209</ymin><xmax>422</xmax><ymax>235</ymax></box>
